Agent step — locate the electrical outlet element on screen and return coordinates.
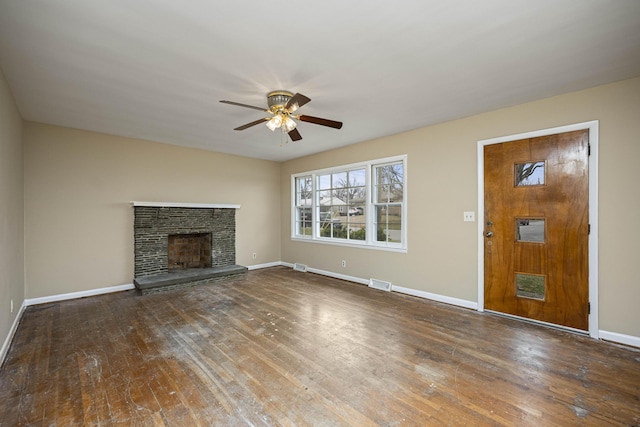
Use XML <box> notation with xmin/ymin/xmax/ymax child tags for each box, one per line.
<box><xmin>463</xmin><ymin>211</ymin><xmax>475</xmax><ymax>222</ymax></box>
<box><xmin>252</xmin><ymin>252</ymin><xmax>257</xmax><ymax>260</ymax></box>
<box><xmin>341</xmin><ymin>260</ymin><xmax>347</xmax><ymax>268</ymax></box>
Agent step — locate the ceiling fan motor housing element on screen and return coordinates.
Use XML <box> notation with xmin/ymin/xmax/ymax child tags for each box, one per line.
<box><xmin>267</xmin><ymin>90</ymin><xmax>293</xmax><ymax>112</ymax></box>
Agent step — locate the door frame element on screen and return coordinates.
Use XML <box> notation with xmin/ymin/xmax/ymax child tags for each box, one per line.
<box><xmin>477</xmin><ymin>121</ymin><xmax>599</xmax><ymax>338</ymax></box>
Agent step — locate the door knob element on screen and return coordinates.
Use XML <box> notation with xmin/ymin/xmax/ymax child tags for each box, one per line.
<box><xmin>485</xmin><ymin>231</ymin><xmax>494</xmax><ymax>237</ymax></box>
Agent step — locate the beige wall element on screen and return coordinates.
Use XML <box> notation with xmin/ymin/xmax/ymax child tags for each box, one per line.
<box><xmin>0</xmin><ymin>68</ymin><xmax>24</xmax><ymax>351</ymax></box>
<box><xmin>24</xmin><ymin>123</ymin><xmax>282</xmax><ymax>299</ymax></box>
<box><xmin>281</xmin><ymin>76</ymin><xmax>640</xmax><ymax>338</ymax></box>
<box><xmin>9</xmin><ymin>75</ymin><xmax>640</xmax><ymax>343</ymax></box>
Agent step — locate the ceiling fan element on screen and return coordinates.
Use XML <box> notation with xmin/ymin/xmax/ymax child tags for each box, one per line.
<box><xmin>220</xmin><ymin>91</ymin><xmax>343</xmax><ymax>142</ymax></box>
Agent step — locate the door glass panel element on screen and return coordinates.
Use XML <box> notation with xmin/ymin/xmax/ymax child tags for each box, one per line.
<box><xmin>515</xmin><ymin>161</ymin><xmax>545</xmax><ymax>186</ymax></box>
<box><xmin>516</xmin><ymin>218</ymin><xmax>545</xmax><ymax>242</ymax></box>
<box><xmin>515</xmin><ymin>273</ymin><xmax>545</xmax><ymax>300</ymax></box>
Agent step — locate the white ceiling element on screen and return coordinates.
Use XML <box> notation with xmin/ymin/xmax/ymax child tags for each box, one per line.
<box><xmin>1</xmin><ymin>1</ymin><xmax>639</xmax><ymax>162</ymax></box>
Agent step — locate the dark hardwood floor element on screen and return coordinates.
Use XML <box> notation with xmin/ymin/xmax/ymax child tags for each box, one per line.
<box><xmin>1</xmin><ymin>266</ymin><xmax>638</xmax><ymax>426</ymax></box>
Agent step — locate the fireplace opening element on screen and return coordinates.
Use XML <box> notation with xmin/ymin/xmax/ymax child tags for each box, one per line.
<box><xmin>167</xmin><ymin>233</ymin><xmax>212</xmax><ymax>270</ymax></box>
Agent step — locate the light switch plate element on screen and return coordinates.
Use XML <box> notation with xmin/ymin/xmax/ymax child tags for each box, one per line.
<box><xmin>463</xmin><ymin>211</ymin><xmax>475</xmax><ymax>222</ymax></box>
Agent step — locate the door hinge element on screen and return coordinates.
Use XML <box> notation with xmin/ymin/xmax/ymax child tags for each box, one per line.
<box><xmin>588</xmin><ymin>144</ymin><xmax>591</xmax><ymax>156</ymax></box>
<box><xmin>588</xmin><ymin>302</ymin><xmax>591</xmax><ymax>314</ymax></box>
<box><xmin>588</xmin><ymin>224</ymin><xmax>591</xmax><ymax>234</ymax></box>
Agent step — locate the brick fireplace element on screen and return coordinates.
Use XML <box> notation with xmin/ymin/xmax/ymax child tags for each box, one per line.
<box><xmin>132</xmin><ymin>202</ymin><xmax>247</xmax><ymax>294</ymax></box>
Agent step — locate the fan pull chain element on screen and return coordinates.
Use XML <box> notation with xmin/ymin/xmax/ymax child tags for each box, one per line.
<box><xmin>280</xmin><ymin>126</ymin><xmax>289</xmax><ymax>147</ymax></box>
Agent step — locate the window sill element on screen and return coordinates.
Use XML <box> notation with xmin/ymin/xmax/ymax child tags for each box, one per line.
<box><xmin>290</xmin><ymin>236</ymin><xmax>407</xmax><ymax>253</ymax></box>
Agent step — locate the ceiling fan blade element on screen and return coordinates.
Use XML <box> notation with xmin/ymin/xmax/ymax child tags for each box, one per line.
<box><xmin>298</xmin><ymin>115</ymin><xmax>343</xmax><ymax>129</ymax></box>
<box><xmin>288</xmin><ymin>128</ymin><xmax>302</xmax><ymax>141</ymax></box>
<box><xmin>234</xmin><ymin>118</ymin><xmax>269</xmax><ymax>131</ymax></box>
<box><xmin>285</xmin><ymin>93</ymin><xmax>311</xmax><ymax>112</ymax></box>
<box><xmin>220</xmin><ymin>100</ymin><xmax>268</xmax><ymax>112</ymax></box>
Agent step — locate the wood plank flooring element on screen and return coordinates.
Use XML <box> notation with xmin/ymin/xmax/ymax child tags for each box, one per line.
<box><xmin>1</xmin><ymin>266</ymin><xmax>639</xmax><ymax>426</ymax></box>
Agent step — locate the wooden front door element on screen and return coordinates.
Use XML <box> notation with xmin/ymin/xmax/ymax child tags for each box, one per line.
<box><xmin>483</xmin><ymin>130</ymin><xmax>589</xmax><ymax>330</ymax></box>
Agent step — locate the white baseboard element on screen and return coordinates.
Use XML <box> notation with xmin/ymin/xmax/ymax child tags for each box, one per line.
<box><xmin>287</xmin><ymin>264</ymin><xmax>475</xmax><ymax>307</ymax></box>
<box><xmin>306</xmin><ymin>267</ymin><xmax>370</xmax><ymax>286</ymax></box>
<box><xmin>1</xmin><ymin>300</ymin><xmax>26</xmax><ymax>367</ymax></box>
<box><xmin>599</xmin><ymin>330</ymin><xmax>640</xmax><ymax>349</ymax></box>
<box><xmin>392</xmin><ymin>285</ymin><xmax>478</xmax><ymax>310</ymax></box>
<box><xmin>25</xmin><ymin>283</ymin><xmax>135</xmax><ymax>307</ymax></box>
<box><xmin>247</xmin><ymin>261</ymin><xmax>283</xmax><ymax>271</ymax></box>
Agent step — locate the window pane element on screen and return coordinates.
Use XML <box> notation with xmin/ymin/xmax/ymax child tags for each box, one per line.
<box><xmin>297</xmin><ymin>176</ymin><xmax>311</xmax><ymax>193</ymax></box>
<box><xmin>347</xmin><ymin>188</ymin><xmax>365</xmax><ymax>205</ymax></box>
<box><xmin>376</xmin><ymin>184</ymin><xmax>390</xmax><ymax>203</ymax></box>
<box><xmin>294</xmin><ymin>177</ymin><xmax>313</xmax><ymax>237</ymax></box>
<box><xmin>296</xmin><ymin>176</ymin><xmax>312</xmax><ymax>206</ymax></box>
<box><xmin>516</xmin><ymin>273</ymin><xmax>545</xmax><ymax>300</ymax></box>
<box><xmin>319</xmin><ymin>190</ymin><xmax>332</xmax><ymax>203</ymax></box>
<box><xmin>386</xmin><ymin>207</ymin><xmax>402</xmax><ymax>243</ymax></box>
<box><xmin>347</xmin><ymin>222</ymin><xmax>366</xmax><ymax>240</ymax></box>
<box><xmin>347</xmin><ymin>204</ymin><xmax>365</xmax><ymax>217</ymax></box>
<box><xmin>515</xmin><ymin>162</ymin><xmax>545</xmax><ymax>186</ymax></box>
<box><xmin>318</xmin><ymin>174</ymin><xmax>331</xmax><ymax>190</ymax></box>
<box><xmin>332</xmin><ymin>171</ymin><xmax>347</xmax><ymax>187</ymax></box>
<box><xmin>298</xmin><ymin>195</ymin><xmax>311</xmax><ymax>207</ymax></box>
<box><xmin>376</xmin><ymin>163</ymin><xmax>403</xmax><ymax>184</ymax></box>
<box><xmin>390</xmin><ymin>183</ymin><xmax>403</xmax><ymax>202</ymax></box>
<box><xmin>376</xmin><ymin>165</ymin><xmax>389</xmax><ymax>185</ymax></box>
<box><xmin>297</xmin><ymin>208</ymin><xmax>312</xmax><ymax>236</ymax></box>
<box><xmin>516</xmin><ymin>219</ymin><xmax>545</xmax><ymax>242</ymax></box>
<box><xmin>349</xmin><ymin>169</ymin><xmax>366</xmax><ymax>186</ymax></box>
<box><xmin>318</xmin><ymin>211</ymin><xmax>344</xmax><ymax>238</ymax></box>
<box><xmin>330</xmin><ymin>168</ymin><xmax>366</xmax><ymax>207</ymax></box>
<box><xmin>374</xmin><ymin>205</ymin><xmax>403</xmax><ymax>243</ymax></box>
<box><xmin>375</xmin><ymin>163</ymin><xmax>403</xmax><ymax>203</ymax></box>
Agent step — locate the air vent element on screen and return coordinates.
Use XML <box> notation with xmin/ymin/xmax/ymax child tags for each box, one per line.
<box><xmin>369</xmin><ymin>278</ymin><xmax>392</xmax><ymax>292</ymax></box>
<box><xmin>293</xmin><ymin>263</ymin><xmax>308</xmax><ymax>272</ymax></box>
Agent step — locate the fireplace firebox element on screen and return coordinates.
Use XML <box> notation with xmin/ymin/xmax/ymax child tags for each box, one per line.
<box><xmin>168</xmin><ymin>233</ymin><xmax>212</xmax><ymax>270</ymax></box>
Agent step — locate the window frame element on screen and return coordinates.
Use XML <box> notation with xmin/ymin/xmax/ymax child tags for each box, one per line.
<box><xmin>291</xmin><ymin>155</ymin><xmax>407</xmax><ymax>252</ymax></box>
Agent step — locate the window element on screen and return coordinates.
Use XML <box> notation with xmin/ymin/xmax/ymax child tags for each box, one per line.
<box><xmin>292</xmin><ymin>155</ymin><xmax>406</xmax><ymax>251</ymax></box>
<box><xmin>373</xmin><ymin>162</ymin><xmax>404</xmax><ymax>244</ymax></box>
<box><xmin>515</xmin><ymin>161</ymin><xmax>545</xmax><ymax>186</ymax></box>
<box><xmin>317</xmin><ymin>168</ymin><xmax>366</xmax><ymax>240</ymax></box>
<box><xmin>294</xmin><ymin>176</ymin><xmax>312</xmax><ymax>237</ymax></box>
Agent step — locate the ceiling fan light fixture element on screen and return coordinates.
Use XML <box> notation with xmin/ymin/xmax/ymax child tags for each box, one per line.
<box><xmin>282</xmin><ymin>116</ymin><xmax>297</xmax><ymax>132</ymax></box>
<box><xmin>266</xmin><ymin>114</ymin><xmax>282</xmax><ymax>131</ymax></box>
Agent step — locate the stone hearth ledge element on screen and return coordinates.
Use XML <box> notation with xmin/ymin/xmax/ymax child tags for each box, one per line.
<box><xmin>134</xmin><ymin>265</ymin><xmax>248</xmax><ymax>294</ymax></box>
